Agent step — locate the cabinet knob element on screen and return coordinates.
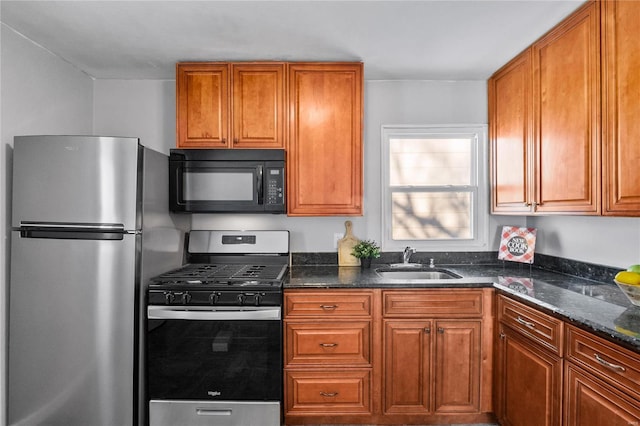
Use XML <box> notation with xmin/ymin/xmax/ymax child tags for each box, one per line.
<box><xmin>499</xmin><ymin>332</ymin><xmax>506</xmax><ymax>340</ymax></box>
<box><xmin>424</xmin><ymin>327</ymin><xmax>431</xmax><ymax>334</ymax></box>
<box><xmin>437</xmin><ymin>327</ymin><xmax>445</xmax><ymax>334</ymax></box>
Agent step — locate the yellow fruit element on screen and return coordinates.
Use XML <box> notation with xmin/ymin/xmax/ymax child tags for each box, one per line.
<box><xmin>615</xmin><ymin>271</ymin><xmax>640</xmax><ymax>286</ymax></box>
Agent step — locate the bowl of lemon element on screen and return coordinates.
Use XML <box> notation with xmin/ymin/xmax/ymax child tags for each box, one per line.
<box><xmin>614</xmin><ymin>265</ymin><xmax>640</xmax><ymax>307</ymax></box>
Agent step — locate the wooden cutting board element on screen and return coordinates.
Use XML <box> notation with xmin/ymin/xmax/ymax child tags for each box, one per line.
<box><xmin>337</xmin><ymin>220</ymin><xmax>361</xmax><ymax>267</ymax></box>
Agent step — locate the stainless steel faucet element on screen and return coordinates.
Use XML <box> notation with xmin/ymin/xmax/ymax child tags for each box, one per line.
<box><xmin>403</xmin><ymin>246</ymin><xmax>416</xmax><ymax>264</ymax></box>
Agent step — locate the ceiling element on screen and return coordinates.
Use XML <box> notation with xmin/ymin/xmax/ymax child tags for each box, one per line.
<box><xmin>1</xmin><ymin>0</ymin><xmax>586</xmax><ymax>81</ymax></box>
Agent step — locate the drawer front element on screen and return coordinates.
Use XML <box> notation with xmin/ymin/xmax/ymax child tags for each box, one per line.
<box><xmin>285</xmin><ymin>321</ymin><xmax>371</xmax><ymax>365</ymax></box>
<box><xmin>383</xmin><ymin>289</ymin><xmax>484</xmax><ymax>318</ymax></box>
<box><xmin>498</xmin><ymin>295</ymin><xmax>563</xmax><ymax>355</ymax></box>
<box><xmin>566</xmin><ymin>325</ymin><xmax>640</xmax><ymax>394</ymax></box>
<box><xmin>285</xmin><ymin>369</ymin><xmax>371</xmax><ymax>414</ymax></box>
<box><xmin>284</xmin><ymin>291</ymin><xmax>372</xmax><ymax>317</ymax></box>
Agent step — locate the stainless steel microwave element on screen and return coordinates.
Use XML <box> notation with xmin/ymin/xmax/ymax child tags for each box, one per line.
<box><xmin>169</xmin><ymin>149</ymin><xmax>286</xmax><ymax>213</ymax></box>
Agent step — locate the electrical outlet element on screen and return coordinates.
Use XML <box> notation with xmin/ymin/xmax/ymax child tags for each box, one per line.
<box><xmin>333</xmin><ymin>233</ymin><xmax>343</xmax><ymax>249</ymax></box>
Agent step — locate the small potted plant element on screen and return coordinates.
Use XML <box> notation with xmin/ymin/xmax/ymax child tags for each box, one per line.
<box><xmin>351</xmin><ymin>239</ymin><xmax>381</xmax><ymax>269</ymax></box>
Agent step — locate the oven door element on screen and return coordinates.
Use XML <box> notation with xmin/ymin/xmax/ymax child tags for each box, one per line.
<box><xmin>146</xmin><ymin>306</ymin><xmax>282</xmax><ymax>426</ymax></box>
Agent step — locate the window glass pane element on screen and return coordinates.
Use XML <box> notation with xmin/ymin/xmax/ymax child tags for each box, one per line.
<box><xmin>391</xmin><ymin>192</ymin><xmax>471</xmax><ymax>240</ymax></box>
<box><xmin>389</xmin><ymin>138</ymin><xmax>471</xmax><ymax>186</ymax></box>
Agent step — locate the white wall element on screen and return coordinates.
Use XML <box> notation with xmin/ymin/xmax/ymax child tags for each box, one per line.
<box><xmin>526</xmin><ymin>215</ymin><xmax>640</xmax><ymax>268</ymax></box>
<box><xmin>1</xmin><ymin>24</ymin><xmax>95</xmax><ymax>426</ymax></box>
<box><xmin>93</xmin><ymin>79</ymin><xmax>176</xmax><ymax>155</ymax></box>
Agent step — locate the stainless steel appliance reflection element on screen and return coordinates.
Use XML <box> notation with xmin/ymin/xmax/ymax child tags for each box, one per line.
<box><xmin>146</xmin><ymin>230</ymin><xmax>289</xmax><ymax>426</ymax></box>
<box><xmin>8</xmin><ymin>135</ymin><xmax>185</xmax><ymax>426</ymax></box>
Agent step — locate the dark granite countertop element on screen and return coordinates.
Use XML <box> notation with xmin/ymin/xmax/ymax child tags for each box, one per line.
<box><xmin>285</xmin><ymin>263</ymin><xmax>640</xmax><ymax>353</ymax></box>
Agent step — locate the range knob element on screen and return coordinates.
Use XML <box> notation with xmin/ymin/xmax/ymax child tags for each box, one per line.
<box><xmin>237</xmin><ymin>293</ymin><xmax>246</xmax><ymax>305</ymax></box>
<box><xmin>181</xmin><ymin>292</ymin><xmax>192</xmax><ymax>304</ymax></box>
<box><xmin>209</xmin><ymin>292</ymin><xmax>221</xmax><ymax>305</ymax></box>
<box><xmin>164</xmin><ymin>291</ymin><xmax>175</xmax><ymax>304</ymax></box>
<box><xmin>254</xmin><ymin>293</ymin><xmax>264</xmax><ymax>306</ymax></box>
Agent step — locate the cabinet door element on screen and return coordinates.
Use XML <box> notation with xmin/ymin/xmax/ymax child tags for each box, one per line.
<box><xmin>287</xmin><ymin>63</ymin><xmax>363</xmax><ymax>216</ymax></box>
<box><xmin>383</xmin><ymin>320</ymin><xmax>432</xmax><ymax>414</ymax></box>
<box><xmin>489</xmin><ymin>49</ymin><xmax>534</xmax><ymax>214</ymax></box>
<box><xmin>176</xmin><ymin>63</ymin><xmax>229</xmax><ymax>148</ymax></box>
<box><xmin>564</xmin><ymin>363</ymin><xmax>640</xmax><ymax>426</ymax></box>
<box><xmin>532</xmin><ymin>1</ymin><xmax>600</xmax><ymax>214</ymax></box>
<box><xmin>496</xmin><ymin>326</ymin><xmax>562</xmax><ymax>426</ymax></box>
<box><xmin>602</xmin><ymin>0</ymin><xmax>640</xmax><ymax>215</ymax></box>
<box><xmin>231</xmin><ymin>63</ymin><xmax>285</xmax><ymax>149</ymax></box>
<box><xmin>434</xmin><ymin>320</ymin><xmax>481</xmax><ymax>413</ymax></box>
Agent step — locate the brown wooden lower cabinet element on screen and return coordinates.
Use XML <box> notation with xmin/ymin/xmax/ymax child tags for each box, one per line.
<box><xmin>283</xmin><ymin>288</ymin><xmax>494</xmax><ymax>425</ymax></box>
<box><xmin>564</xmin><ymin>362</ymin><xmax>640</xmax><ymax>426</ymax></box>
<box><xmin>563</xmin><ymin>324</ymin><xmax>640</xmax><ymax>426</ymax></box>
<box><xmin>494</xmin><ymin>295</ymin><xmax>564</xmax><ymax>426</ymax></box>
<box><xmin>284</xmin><ymin>289</ymin><xmax>640</xmax><ymax>425</ymax></box>
<box><xmin>285</xmin><ymin>369</ymin><xmax>372</xmax><ymax>415</ymax></box>
<box><xmin>383</xmin><ymin>319</ymin><xmax>481</xmax><ymax>415</ymax></box>
<box><xmin>495</xmin><ymin>325</ymin><xmax>563</xmax><ymax>426</ymax></box>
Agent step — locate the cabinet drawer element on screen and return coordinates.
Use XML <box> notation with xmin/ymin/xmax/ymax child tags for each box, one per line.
<box><xmin>285</xmin><ymin>369</ymin><xmax>371</xmax><ymax>414</ymax></box>
<box><xmin>498</xmin><ymin>295</ymin><xmax>563</xmax><ymax>355</ymax></box>
<box><xmin>285</xmin><ymin>321</ymin><xmax>371</xmax><ymax>365</ymax></box>
<box><xmin>566</xmin><ymin>325</ymin><xmax>640</xmax><ymax>394</ymax></box>
<box><xmin>383</xmin><ymin>290</ymin><xmax>484</xmax><ymax>318</ymax></box>
<box><xmin>284</xmin><ymin>291</ymin><xmax>372</xmax><ymax>317</ymax></box>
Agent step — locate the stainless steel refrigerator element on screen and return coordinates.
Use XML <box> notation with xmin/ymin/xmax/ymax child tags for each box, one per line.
<box><xmin>8</xmin><ymin>135</ymin><xmax>186</xmax><ymax>426</ymax></box>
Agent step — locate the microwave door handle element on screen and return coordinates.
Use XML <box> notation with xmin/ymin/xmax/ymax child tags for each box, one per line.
<box><xmin>256</xmin><ymin>165</ymin><xmax>264</xmax><ymax>204</ymax></box>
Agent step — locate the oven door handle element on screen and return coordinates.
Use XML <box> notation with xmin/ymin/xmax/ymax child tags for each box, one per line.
<box><xmin>147</xmin><ymin>305</ymin><xmax>281</xmax><ymax>320</ymax></box>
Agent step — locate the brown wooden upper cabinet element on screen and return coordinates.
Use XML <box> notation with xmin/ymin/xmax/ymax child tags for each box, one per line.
<box><xmin>490</xmin><ymin>1</ymin><xmax>601</xmax><ymax>215</ymax></box>
<box><xmin>176</xmin><ymin>62</ymin><xmax>285</xmax><ymax>149</ymax></box>
<box><xmin>287</xmin><ymin>62</ymin><xmax>363</xmax><ymax>216</ymax></box>
<box><xmin>532</xmin><ymin>1</ymin><xmax>600</xmax><ymax>214</ymax></box>
<box><xmin>602</xmin><ymin>0</ymin><xmax>640</xmax><ymax>215</ymax></box>
<box><xmin>489</xmin><ymin>49</ymin><xmax>534</xmax><ymax>214</ymax></box>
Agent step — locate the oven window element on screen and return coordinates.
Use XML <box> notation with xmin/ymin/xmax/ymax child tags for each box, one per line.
<box><xmin>184</xmin><ymin>170</ymin><xmax>255</xmax><ymax>201</ymax></box>
<box><xmin>147</xmin><ymin>319</ymin><xmax>281</xmax><ymax>401</ymax></box>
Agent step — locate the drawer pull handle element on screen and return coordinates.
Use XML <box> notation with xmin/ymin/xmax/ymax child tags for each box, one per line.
<box><xmin>320</xmin><ymin>343</ymin><xmax>338</xmax><ymax>348</ymax></box>
<box><xmin>320</xmin><ymin>305</ymin><xmax>338</xmax><ymax>310</ymax></box>
<box><xmin>516</xmin><ymin>316</ymin><xmax>535</xmax><ymax>328</ymax></box>
<box><xmin>320</xmin><ymin>392</ymin><xmax>338</xmax><ymax>397</ymax></box>
<box><xmin>594</xmin><ymin>353</ymin><xmax>626</xmax><ymax>372</ymax></box>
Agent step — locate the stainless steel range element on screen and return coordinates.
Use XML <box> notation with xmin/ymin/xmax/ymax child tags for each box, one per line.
<box><xmin>146</xmin><ymin>230</ymin><xmax>289</xmax><ymax>426</ymax></box>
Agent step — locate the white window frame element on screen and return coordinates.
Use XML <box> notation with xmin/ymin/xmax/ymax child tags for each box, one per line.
<box><xmin>381</xmin><ymin>124</ymin><xmax>489</xmax><ymax>252</ymax></box>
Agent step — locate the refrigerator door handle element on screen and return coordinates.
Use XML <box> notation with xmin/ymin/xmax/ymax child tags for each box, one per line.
<box><xmin>19</xmin><ymin>221</ymin><xmax>126</xmax><ymax>230</ymax></box>
<box><xmin>18</xmin><ymin>222</ymin><xmax>128</xmax><ymax>241</ymax></box>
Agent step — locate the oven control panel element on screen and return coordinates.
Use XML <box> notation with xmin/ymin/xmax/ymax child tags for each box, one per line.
<box><xmin>148</xmin><ymin>290</ymin><xmax>282</xmax><ymax>307</ymax></box>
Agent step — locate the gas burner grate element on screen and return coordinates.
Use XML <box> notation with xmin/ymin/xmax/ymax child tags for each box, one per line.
<box><xmin>153</xmin><ymin>263</ymin><xmax>288</xmax><ymax>285</ymax></box>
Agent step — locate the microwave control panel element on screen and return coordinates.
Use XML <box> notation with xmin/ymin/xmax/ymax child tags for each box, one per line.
<box><xmin>265</xmin><ymin>167</ymin><xmax>285</xmax><ymax>206</ymax></box>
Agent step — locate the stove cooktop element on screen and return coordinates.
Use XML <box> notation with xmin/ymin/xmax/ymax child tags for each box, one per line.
<box><xmin>148</xmin><ymin>230</ymin><xmax>289</xmax><ymax>306</ymax></box>
<box><xmin>151</xmin><ymin>263</ymin><xmax>288</xmax><ymax>287</ymax></box>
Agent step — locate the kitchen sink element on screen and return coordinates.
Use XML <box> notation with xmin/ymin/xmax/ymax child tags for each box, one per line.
<box><xmin>375</xmin><ymin>267</ymin><xmax>462</xmax><ymax>280</ymax></box>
